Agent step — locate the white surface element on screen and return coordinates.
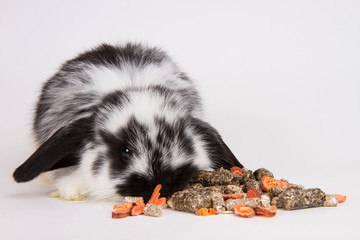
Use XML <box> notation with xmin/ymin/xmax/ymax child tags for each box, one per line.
<box><xmin>0</xmin><ymin>0</ymin><xmax>359</xmax><ymax>239</ymax></box>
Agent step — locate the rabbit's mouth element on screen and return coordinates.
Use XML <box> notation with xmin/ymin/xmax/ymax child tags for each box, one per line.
<box><xmin>115</xmin><ymin>163</ymin><xmax>198</xmax><ymax>202</ymax></box>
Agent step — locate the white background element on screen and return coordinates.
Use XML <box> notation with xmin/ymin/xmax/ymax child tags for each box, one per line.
<box><xmin>1</xmin><ymin>0</ymin><xmax>359</xmax><ymax>239</ymax></box>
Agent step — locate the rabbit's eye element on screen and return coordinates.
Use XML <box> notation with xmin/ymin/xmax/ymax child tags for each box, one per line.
<box><xmin>121</xmin><ymin>147</ymin><xmax>131</xmax><ymax>159</ymax></box>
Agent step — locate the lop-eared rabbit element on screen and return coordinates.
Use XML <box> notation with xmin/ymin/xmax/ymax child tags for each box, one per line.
<box><xmin>13</xmin><ymin>43</ymin><xmax>243</xmax><ymax>201</ymax></box>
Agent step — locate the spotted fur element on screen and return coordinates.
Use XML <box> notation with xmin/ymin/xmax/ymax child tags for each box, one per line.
<box><xmin>13</xmin><ymin>42</ymin><xmax>243</xmax><ymax>201</ymax></box>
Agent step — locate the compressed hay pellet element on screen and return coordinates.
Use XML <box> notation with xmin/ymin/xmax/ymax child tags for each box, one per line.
<box><xmin>253</xmin><ymin>168</ymin><xmax>274</xmax><ymax>181</ymax></box>
<box><xmin>270</xmin><ymin>197</ymin><xmax>282</xmax><ymax>208</ymax></box>
<box><xmin>123</xmin><ymin>196</ymin><xmax>144</xmax><ymax>203</ymax></box>
<box><xmin>190</xmin><ymin>171</ymin><xmax>213</xmax><ymax>186</ymax></box>
<box><xmin>168</xmin><ymin>190</ymin><xmax>213</xmax><ymax>213</ymax></box>
<box><xmin>287</xmin><ymin>183</ymin><xmax>305</xmax><ymax>190</ymax></box>
<box><xmin>210</xmin><ymin>192</ymin><xmax>226</xmax><ymax>212</ymax></box>
<box><xmin>189</xmin><ymin>183</ymin><xmax>203</xmax><ymax>191</ymax></box>
<box><xmin>270</xmin><ymin>186</ymin><xmax>304</xmax><ymax>200</ymax></box>
<box><xmin>168</xmin><ymin>187</ymin><xmax>226</xmax><ymax>213</ymax></box>
<box><xmin>232</xmin><ymin>168</ymin><xmax>255</xmax><ymax>185</ymax></box>
<box><xmin>225</xmin><ymin>198</ymin><xmax>260</xmax><ymax>211</ymax></box>
<box><xmin>270</xmin><ymin>186</ymin><xmax>287</xmax><ymax>199</ymax></box>
<box><xmin>260</xmin><ymin>194</ymin><xmax>271</xmax><ymax>208</ymax></box>
<box><xmin>143</xmin><ymin>203</ymin><xmax>162</xmax><ymax>217</ymax></box>
<box><xmin>198</xmin><ymin>186</ymin><xmax>228</xmax><ymax>194</ymax></box>
<box><xmin>324</xmin><ymin>194</ymin><xmax>339</xmax><ymax>207</ymax></box>
<box><xmin>210</xmin><ymin>168</ymin><xmax>236</xmax><ymax>186</ymax></box>
<box><xmin>244</xmin><ymin>179</ymin><xmax>261</xmax><ymax>192</ymax></box>
<box><xmin>225</xmin><ymin>185</ymin><xmax>244</xmax><ymax>194</ymax></box>
<box><xmin>280</xmin><ymin>188</ymin><xmax>326</xmax><ymax>210</ymax></box>
<box><xmin>190</xmin><ymin>168</ymin><xmax>235</xmax><ymax>186</ymax></box>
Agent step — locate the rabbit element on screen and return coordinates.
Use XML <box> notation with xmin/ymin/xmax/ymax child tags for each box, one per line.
<box><xmin>13</xmin><ymin>42</ymin><xmax>243</xmax><ymax>202</ymax></box>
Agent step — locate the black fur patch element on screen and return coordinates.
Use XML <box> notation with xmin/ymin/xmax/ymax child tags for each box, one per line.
<box><xmin>92</xmin><ymin>154</ymin><xmax>106</xmax><ymax>175</ymax></box>
<box><xmin>189</xmin><ymin>117</ymin><xmax>243</xmax><ymax>170</ymax></box>
<box><xmin>116</xmin><ymin>163</ymin><xmax>198</xmax><ymax>202</ymax></box>
<box><xmin>154</xmin><ymin>117</ymin><xmax>195</xmax><ymax>157</ymax></box>
<box><xmin>100</xmin><ymin>90</ymin><xmax>129</xmax><ymax>109</ymax></box>
<box><xmin>13</xmin><ymin>116</ymin><xmax>95</xmax><ymax>183</ymax></box>
<box><xmin>100</xmin><ymin>116</ymin><xmax>149</xmax><ymax>176</ymax></box>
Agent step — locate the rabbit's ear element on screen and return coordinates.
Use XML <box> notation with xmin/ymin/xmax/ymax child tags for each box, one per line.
<box><xmin>13</xmin><ymin>116</ymin><xmax>95</xmax><ymax>183</ymax></box>
<box><xmin>189</xmin><ymin>117</ymin><xmax>244</xmax><ymax>170</ymax></box>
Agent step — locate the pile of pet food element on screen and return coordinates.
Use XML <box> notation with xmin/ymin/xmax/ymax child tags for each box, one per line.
<box><xmin>111</xmin><ymin>167</ymin><xmax>346</xmax><ymax>219</ymax></box>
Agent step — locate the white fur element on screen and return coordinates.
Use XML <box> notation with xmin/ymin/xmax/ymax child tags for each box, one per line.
<box><xmin>102</xmin><ymin>91</ymin><xmax>187</xmax><ymax>134</ymax></box>
<box><xmin>189</xmin><ymin>132</ymin><xmax>213</xmax><ymax>171</ymax></box>
<box><xmin>32</xmin><ymin>44</ymin><xmax>217</xmax><ymax>201</ymax></box>
<box><xmin>48</xmin><ymin>144</ymin><xmax>123</xmax><ymax>201</ymax></box>
<box><xmin>89</xmin><ymin>61</ymin><xmax>192</xmax><ymax>94</ymax></box>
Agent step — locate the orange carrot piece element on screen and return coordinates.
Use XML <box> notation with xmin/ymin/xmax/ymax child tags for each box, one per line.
<box><xmin>234</xmin><ymin>205</ymin><xmax>255</xmax><ymax>218</ymax></box>
<box><xmin>247</xmin><ymin>188</ymin><xmax>260</xmax><ymax>198</ymax></box>
<box><xmin>112</xmin><ymin>212</ymin><xmax>130</xmax><ymax>219</ymax></box>
<box><xmin>279</xmin><ymin>180</ymin><xmax>288</xmax><ymax>188</ymax></box>
<box><xmin>136</xmin><ymin>198</ymin><xmax>146</xmax><ymax>207</ymax></box>
<box><xmin>150</xmin><ymin>192</ymin><xmax>161</xmax><ymax>204</ymax></box>
<box><xmin>148</xmin><ymin>184</ymin><xmax>162</xmax><ymax>204</ymax></box>
<box><xmin>254</xmin><ymin>206</ymin><xmax>277</xmax><ymax>217</ymax></box>
<box><xmin>112</xmin><ymin>202</ymin><xmax>134</xmax><ymax>219</ymax></box>
<box><xmin>131</xmin><ymin>199</ymin><xmax>146</xmax><ymax>216</ymax></box>
<box><xmin>147</xmin><ymin>184</ymin><xmax>167</xmax><ymax>206</ymax></box>
<box><xmin>113</xmin><ymin>202</ymin><xmax>134</xmax><ymax>212</ymax></box>
<box><xmin>155</xmin><ymin>197</ymin><xmax>167</xmax><ymax>207</ymax></box>
<box><xmin>333</xmin><ymin>194</ymin><xmax>346</xmax><ymax>203</ymax></box>
<box><xmin>196</xmin><ymin>208</ymin><xmax>208</xmax><ymax>216</ymax></box>
<box><xmin>231</xmin><ymin>166</ymin><xmax>243</xmax><ymax>176</ymax></box>
<box><xmin>223</xmin><ymin>194</ymin><xmax>245</xmax><ymax>200</ymax></box>
<box><xmin>261</xmin><ymin>176</ymin><xmax>288</xmax><ymax>192</ymax></box>
<box><xmin>196</xmin><ymin>208</ymin><xmax>219</xmax><ymax>216</ymax></box>
<box><xmin>233</xmin><ymin>204</ymin><xmax>245</xmax><ymax>210</ymax></box>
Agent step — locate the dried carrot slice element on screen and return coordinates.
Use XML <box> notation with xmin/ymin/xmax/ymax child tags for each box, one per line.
<box><xmin>196</xmin><ymin>208</ymin><xmax>208</xmax><ymax>216</ymax></box>
<box><xmin>231</xmin><ymin>166</ymin><xmax>243</xmax><ymax>176</ymax></box>
<box><xmin>247</xmin><ymin>188</ymin><xmax>260</xmax><ymax>198</ymax></box>
<box><xmin>112</xmin><ymin>212</ymin><xmax>130</xmax><ymax>219</ymax></box>
<box><xmin>155</xmin><ymin>197</ymin><xmax>167</xmax><ymax>207</ymax></box>
<box><xmin>153</xmin><ymin>192</ymin><xmax>161</xmax><ymax>203</ymax></box>
<box><xmin>261</xmin><ymin>176</ymin><xmax>288</xmax><ymax>192</ymax></box>
<box><xmin>254</xmin><ymin>206</ymin><xmax>277</xmax><ymax>217</ymax></box>
<box><xmin>223</xmin><ymin>194</ymin><xmax>245</xmax><ymax>200</ymax></box>
<box><xmin>279</xmin><ymin>180</ymin><xmax>288</xmax><ymax>188</ymax></box>
<box><xmin>131</xmin><ymin>199</ymin><xmax>146</xmax><ymax>216</ymax></box>
<box><xmin>147</xmin><ymin>184</ymin><xmax>167</xmax><ymax>206</ymax></box>
<box><xmin>148</xmin><ymin>184</ymin><xmax>162</xmax><ymax>204</ymax></box>
<box><xmin>196</xmin><ymin>208</ymin><xmax>219</xmax><ymax>216</ymax></box>
<box><xmin>234</xmin><ymin>205</ymin><xmax>255</xmax><ymax>218</ymax></box>
<box><xmin>113</xmin><ymin>202</ymin><xmax>134</xmax><ymax>212</ymax></box>
<box><xmin>112</xmin><ymin>202</ymin><xmax>134</xmax><ymax>219</ymax></box>
<box><xmin>333</xmin><ymin>194</ymin><xmax>346</xmax><ymax>203</ymax></box>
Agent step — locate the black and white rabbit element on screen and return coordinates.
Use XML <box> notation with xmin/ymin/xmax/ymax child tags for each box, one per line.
<box><xmin>13</xmin><ymin>43</ymin><xmax>243</xmax><ymax>201</ymax></box>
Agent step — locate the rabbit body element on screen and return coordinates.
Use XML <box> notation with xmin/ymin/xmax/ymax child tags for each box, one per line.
<box><xmin>13</xmin><ymin>43</ymin><xmax>243</xmax><ymax>201</ymax></box>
